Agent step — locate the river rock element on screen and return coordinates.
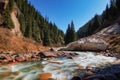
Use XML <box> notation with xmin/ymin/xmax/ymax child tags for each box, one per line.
<box><xmin>71</xmin><ymin>76</ymin><xmax>81</xmax><ymax>80</ymax></box>
<box><xmin>86</xmin><ymin>65</ymin><xmax>94</xmax><ymax>70</ymax></box>
<box><xmin>49</xmin><ymin>48</ymin><xmax>56</xmax><ymax>51</ymax></box>
<box><xmin>48</xmin><ymin>78</ymin><xmax>56</xmax><ymax>80</ymax></box>
<box><xmin>84</xmin><ymin>71</ymin><xmax>94</xmax><ymax>78</ymax></box>
<box><xmin>39</xmin><ymin>73</ymin><xmax>52</xmax><ymax>80</ymax></box>
<box><xmin>0</xmin><ymin>72</ymin><xmax>11</xmax><ymax>77</ymax></box>
<box><xmin>5</xmin><ymin>55</ymin><xmax>13</xmax><ymax>62</ymax></box>
<box><xmin>39</xmin><ymin>51</ymin><xmax>57</xmax><ymax>58</ymax></box>
<box><xmin>15</xmin><ymin>55</ymin><xmax>25</xmax><ymax>62</ymax></box>
<box><xmin>0</xmin><ymin>51</ymin><xmax>78</xmax><ymax>64</ymax></box>
<box><xmin>104</xmin><ymin>74</ymin><xmax>117</xmax><ymax>80</ymax></box>
<box><xmin>39</xmin><ymin>51</ymin><xmax>78</xmax><ymax>59</ymax></box>
<box><xmin>115</xmin><ymin>72</ymin><xmax>120</xmax><ymax>79</ymax></box>
<box><xmin>48</xmin><ymin>61</ymin><xmax>62</xmax><ymax>64</ymax></box>
<box><xmin>0</xmin><ymin>55</ymin><xmax>5</xmax><ymax>60</ymax></box>
<box><xmin>2</xmin><ymin>59</ymin><xmax>9</xmax><ymax>63</ymax></box>
<box><xmin>111</xmin><ymin>59</ymin><xmax>120</xmax><ymax>65</ymax></box>
<box><xmin>84</xmin><ymin>74</ymin><xmax>105</xmax><ymax>80</ymax></box>
<box><xmin>78</xmin><ymin>64</ymin><xmax>84</xmax><ymax>70</ymax></box>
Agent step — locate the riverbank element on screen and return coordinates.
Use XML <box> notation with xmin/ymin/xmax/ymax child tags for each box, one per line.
<box><xmin>0</xmin><ymin>50</ymin><xmax>79</xmax><ymax>64</ymax></box>
<box><xmin>0</xmin><ymin>49</ymin><xmax>120</xmax><ymax>65</ymax></box>
<box><xmin>98</xmin><ymin>50</ymin><xmax>120</xmax><ymax>59</ymax></box>
<box><xmin>0</xmin><ymin>49</ymin><xmax>120</xmax><ymax>80</ymax></box>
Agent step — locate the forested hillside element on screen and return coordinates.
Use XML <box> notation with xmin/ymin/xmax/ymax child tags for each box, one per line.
<box><xmin>0</xmin><ymin>0</ymin><xmax>64</xmax><ymax>46</ymax></box>
<box><xmin>77</xmin><ymin>0</ymin><xmax>120</xmax><ymax>39</ymax></box>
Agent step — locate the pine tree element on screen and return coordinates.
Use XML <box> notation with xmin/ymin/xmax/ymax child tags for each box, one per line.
<box><xmin>18</xmin><ymin>15</ymin><xmax>26</xmax><ymax>34</ymax></box>
<box><xmin>88</xmin><ymin>23</ymin><xmax>92</xmax><ymax>35</ymax></box>
<box><xmin>92</xmin><ymin>14</ymin><xmax>102</xmax><ymax>32</ymax></box>
<box><xmin>7</xmin><ymin>0</ymin><xmax>14</xmax><ymax>12</ymax></box>
<box><xmin>65</xmin><ymin>24</ymin><xmax>71</xmax><ymax>44</ymax></box>
<box><xmin>116</xmin><ymin>0</ymin><xmax>120</xmax><ymax>10</ymax></box>
<box><xmin>2</xmin><ymin>10</ymin><xmax>14</xmax><ymax>29</ymax></box>
<box><xmin>103</xmin><ymin>4</ymin><xmax>110</xmax><ymax>20</ymax></box>
<box><xmin>43</xmin><ymin>31</ymin><xmax>51</xmax><ymax>46</ymax></box>
<box><xmin>109</xmin><ymin>0</ymin><xmax>117</xmax><ymax>19</ymax></box>
<box><xmin>70</xmin><ymin>21</ymin><xmax>76</xmax><ymax>41</ymax></box>
<box><xmin>0</xmin><ymin>2</ymin><xmax>5</xmax><ymax>13</ymax></box>
<box><xmin>65</xmin><ymin>21</ymin><xmax>76</xmax><ymax>44</ymax></box>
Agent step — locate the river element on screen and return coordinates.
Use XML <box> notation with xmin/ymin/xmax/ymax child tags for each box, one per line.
<box><xmin>0</xmin><ymin>52</ymin><xmax>117</xmax><ymax>80</ymax></box>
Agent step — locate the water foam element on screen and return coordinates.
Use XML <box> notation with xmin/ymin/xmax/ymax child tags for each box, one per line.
<box><xmin>42</xmin><ymin>52</ymin><xmax>116</xmax><ymax>80</ymax></box>
<box><xmin>0</xmin><ymin>51</ymin><xmax>117</xmax><ymax>80</ymax></box>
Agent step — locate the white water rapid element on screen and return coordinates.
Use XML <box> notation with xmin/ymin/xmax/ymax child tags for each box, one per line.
<box><xmin>0</xmin><ymin>52</ymin><xmax>117</xmax><ymax>80</ymax></box>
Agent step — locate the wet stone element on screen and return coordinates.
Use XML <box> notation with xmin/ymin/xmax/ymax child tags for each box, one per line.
<box><xmin>71</xmin><ymin>76</ymin><xmax>82</xmax><ymax>80</ymax></box>
<box><xmin>39</xmin><ymin>73</ymin><xmax>52</xmax><ymax>80</ymax></box>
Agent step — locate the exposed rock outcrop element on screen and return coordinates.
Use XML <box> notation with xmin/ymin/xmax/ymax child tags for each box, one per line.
<box><xmin>11</xmin><ymin>3</ymin><xmax>23</xmax><ymax>37</ymax></box>
<box><xmin>60</xmin><ymin>23</ymin><xmax>120</xmax><ymax>52</ymax></box>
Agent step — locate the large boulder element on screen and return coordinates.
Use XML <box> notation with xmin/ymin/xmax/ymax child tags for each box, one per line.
<box><xmin>84</xmin><ymin>71</ymin><xmax>94</xmax><ymax>78</ymax></box>
<box><xmin>61</xmin><ymin>37</ymin><xmax>108</xmax><ymax>51</ymax></box>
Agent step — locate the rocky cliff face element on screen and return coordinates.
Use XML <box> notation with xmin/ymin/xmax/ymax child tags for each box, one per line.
<box><xmin>11</xmin><ymin>3</ymin><xmax>23</xmax><ymax>37</ymax></box>
<box><xmin>60</xmin><ymin>23</ymin><xmax>120</xmax><ymax>52</ymax></box>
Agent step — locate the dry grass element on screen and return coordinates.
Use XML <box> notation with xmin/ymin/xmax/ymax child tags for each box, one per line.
<box><xmin>0</xmin><ymin>27</ymin><xmax>48</xmax><ymax>53</ymax></box>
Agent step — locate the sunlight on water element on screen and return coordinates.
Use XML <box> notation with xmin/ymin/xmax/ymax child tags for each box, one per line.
<box><xmin>0</xmin><ymin>52</ymin><xmax>117</xmax><ymax>80</ymax></box>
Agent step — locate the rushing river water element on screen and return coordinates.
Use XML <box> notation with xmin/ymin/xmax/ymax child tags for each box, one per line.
<box><xmin>0</xmin><ymin>52</ymin><xmax>117</xmax><ymax>80</ymax></box>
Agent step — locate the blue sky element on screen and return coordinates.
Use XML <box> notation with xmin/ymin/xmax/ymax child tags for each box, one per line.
<box><xmin>28</xmin><ymin>0</ymin><xmax>110</xmax><ymax>32</ymax></box>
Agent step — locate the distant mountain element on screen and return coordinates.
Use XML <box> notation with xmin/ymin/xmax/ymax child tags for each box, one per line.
<box><xmin>0</xmin><ymin>0</ymin><xmax>64</xmax><ymax>47</ymax></box>
<box><xmin>77</xmin><ymin>0</ymin><xmax>120</xmax><ymax>39</ymax></box>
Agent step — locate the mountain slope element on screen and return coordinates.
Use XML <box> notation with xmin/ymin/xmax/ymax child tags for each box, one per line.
<box><xmin>14</xmin><ymin>0</ymin><xmax>64</xmax><ymax>46</ymax></box>
<box><xmin>0</xmin><ymin>0</ymin><xmax>63</xmax><ymax>53</ymax></box>
<box><xmin>0</xmin><ymin>27</ymin><xmax>48</xmax><ymax>53</ymax></box>
<box><xmin>0</xmin><ymin>0</ymin><xmax>64</xmax><ymax>47</ymax></box>
<box><xmin>60</xmin><ymin>23</ymin><xmax>120</xmax><ymax>52</ymax></box>
<box><xmin>11</xmin><ymin>9</ymin><xmax>22</xmax><ymax>37</ymax></box>
<box><xmin>70</xmin><ymin>0</ymin><xmax>120</xmax><ymax>52</ymax></box>
<box><xmin>77</xmin><ymin>0</ymin><xmax>120</xmax><ymax>39</ymax></box>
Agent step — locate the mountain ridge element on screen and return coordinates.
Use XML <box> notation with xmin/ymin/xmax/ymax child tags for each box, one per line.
<box><xmin>77</xmin><ymin>0</ymin><xmax>120</xmax><ymax>39</ymax></box>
